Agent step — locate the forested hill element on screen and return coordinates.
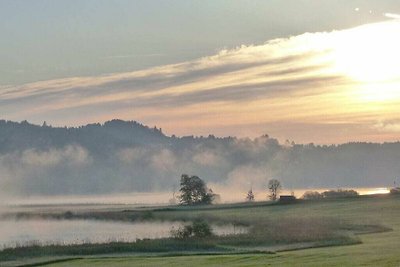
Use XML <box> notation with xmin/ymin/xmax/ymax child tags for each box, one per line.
<box><xmin>0</xmin><ymin>119</ymin><xmax>236</xmax><ymax>153</ymax></box>
<box><xmin>0</xmin><ymin>119</ymin><xmax>168</xmax><ymax>153</ymax></box>
<box><xmin>0</xmin><ymin>119</ymin><xmax>399</xmax><ymax>196</ymax></box>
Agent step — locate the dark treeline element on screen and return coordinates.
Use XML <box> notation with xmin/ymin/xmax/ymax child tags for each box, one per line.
<box><xmin>0</xmin><ymin>119</ymin><xmax>399</xmax><ymax>196</ymax></box>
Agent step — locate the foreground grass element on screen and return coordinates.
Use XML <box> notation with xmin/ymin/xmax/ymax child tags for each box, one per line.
<box><xmin>0</xmin><ymin>239</ymin><xmax>227</xmax><ymax>262</ymax></box>
<box><xmin>2</xmin><ymin>195</ymin><xmax>400</xmax><ymax>266</ymax></box>
<box><xmin>43</xmin><ymin>243</ymin><xmax>400</xmax><ymax>267</ymax></box>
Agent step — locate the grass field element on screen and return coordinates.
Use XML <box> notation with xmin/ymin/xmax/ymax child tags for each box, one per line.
<box><xmin>2</xmin><ymin>194</ymin><xmax>400</xmax><ymax>266</ymax></box>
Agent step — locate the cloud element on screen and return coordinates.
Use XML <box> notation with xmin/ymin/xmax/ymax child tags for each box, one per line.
<box><xmin>192</xmin><ymin>149</ymin><xmax>226</xmax><ymax>167</ymax></box>
<box><xmin>224</xmin><ymin>164</ymin><xmax>269</xmax><ymax>190</ymax></box>
<box><xmin>1</xmin><ymin>145</ymin><xmax>91</xmax><ymax>169</ymax></box>
<box><xmin>0</xmin><ymin>145</ymin><xmax>92</xmax><ymax>195</ymax></box>
<box><xmin>1</xmin><ymin>20</ymin><xmax>400</xmax><ymax>143</ymax></box>
<box><xmin>1</xmin><ymin>128</ymin><xmax>400</xmax><ymax>197</ymax></box>
<box><xmin>150</xmin><ymin>149</ymin><xmax>177</xmax><ymax>173</ymax></box>
<box><xmin>373</xmin><ymin>120</ymin><xmax>400</xmax><ymax>132</ymax></box>
<box><xmin>103</xmin><ymin>53</ymin><xmax>166</xmax><ymax>59</ymax></box>
<box><xmin>20</xmin><ymin>146</ymin><xmax>91</xmax><ymax>167</ymax></box>
<box><xmin>117</xmin><ymin>147</ymin><xmax>149</xmax><ymax>164</ymax></box>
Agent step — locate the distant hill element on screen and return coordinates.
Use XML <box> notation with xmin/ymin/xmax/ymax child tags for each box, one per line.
<box><xmin>0</xmin><ymin>119</ymin><xmax>167</xmax><ymax>153</ymax></box>
<box><xmin>0</xmin><ymin>119</ymin><xmax>399</xmax><ymax>196</ymax></box>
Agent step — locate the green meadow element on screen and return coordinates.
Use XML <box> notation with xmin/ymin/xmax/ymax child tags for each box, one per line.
<box><xmin>1</xmin><ymin>194</ymin><xmax>400</xmax><ymax>267</ymax></box>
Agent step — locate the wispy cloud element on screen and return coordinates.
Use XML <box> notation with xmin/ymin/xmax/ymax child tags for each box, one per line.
<box><xmin>103</xmin><ymin>53</ymin><xmax>167</xmax><ymax>59</ymax></box>
<box><xmin>1</xmin><ymin>20</ymin><xmax>400</xmax><ymax>143</ymax></box>
<box><xmin>373</xmin><ymin>120</ymin><xmax>400</xmax><ymax>132</ymax></box>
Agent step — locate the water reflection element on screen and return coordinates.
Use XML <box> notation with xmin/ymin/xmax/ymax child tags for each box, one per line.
<box><xmin>0</xmin><ymin>219</ymin><xmax>247</xmax><ymax>249</ymax></box>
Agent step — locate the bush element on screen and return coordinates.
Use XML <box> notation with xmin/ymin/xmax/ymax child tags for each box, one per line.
<box><xmin>171</xmin><ymin>220</ymin><xmax>213</xmax><ymax>239</ymax></box>
<box><xmin>321</xmin><ymin>189</ymin><xmax>359</xmax><ymax>198</ymax></box>
<box><xmin>63</xmin><ymin>211</ymin><xmax>74</xmax><ymax>219</ymax></box>
<box><xmin>141</xmin><ymin>211</ymin><xmax>154</xmax><ymax>220</ymax></box>
<box><xmin>172</xmin><ymin>225</ymin><xmax>192</xmax><ymax>239</ymax></box>
<box><xmin>192</xmin><ymin>220</ymin><xmax>213</xmax><ymax>237</ymax></box>
<box><xmin>302</xmin><ymin>189</ymin><xmax>359</xmax><ymax>200</ymax></box>
<box><xmin>390</xmin><ymin>188</ymin><xmax>400</xmax><ymax>194</ymax></box>
<box><xmin>302</xmin><ymin>191</ymin><xmax>323</xmax><ymax>200</ymax></box>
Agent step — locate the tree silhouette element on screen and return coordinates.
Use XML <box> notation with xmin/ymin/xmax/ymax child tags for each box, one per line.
<box><xmin>179</xmin><ymin>174</ymin><xmax>214</xmax><ymax>205</ymax></box>
<box><xmin>302</xmin><ymin>191</ymin><xmax>323</xmax><ymax>200</ymax></box>
<box><xmin>246</xmin><ymin>188</ymin><xmax>255</xmax><ymax>202</ymax></box>
<box><xmin>267</xmin><ymin>179</ymin><xmax>281</xmax><ymax>201</ymax></box>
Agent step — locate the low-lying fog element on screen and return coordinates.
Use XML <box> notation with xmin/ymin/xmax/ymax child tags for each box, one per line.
<box><xmin>0</xmin><ymin>187</ymin><xmax>390</xmax><ymax>207</ymax></box>
<box><xmin>0</xmin><ymin>187</ymin><xmax>388</xmax><ymax>250</ymax></box>
<box><xmin>1</xmin><ymin>122</ymin><xmax>399</xmax><ymax>198</ymax></box>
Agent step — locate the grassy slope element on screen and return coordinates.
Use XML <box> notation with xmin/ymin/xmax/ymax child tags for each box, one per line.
<box><xmin>3</xmin><ymin>197</ymin><xmax>400</xmax><ymax>266</ymax></box>
<box><xmin>44</xmin><ymin>195</ymin><xmax>400</xmax><ymax>267</ymax></box>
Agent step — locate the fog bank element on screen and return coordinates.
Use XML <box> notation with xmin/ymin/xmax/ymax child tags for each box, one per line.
<box><xmin>0</xmin><ymin>120</ymin><xmax>399</xmax><ymax>197</ymax></box>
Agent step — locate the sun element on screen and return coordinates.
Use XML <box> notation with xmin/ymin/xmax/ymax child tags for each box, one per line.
<box><xmin>333</xmin><ymin>20</ymin><xmax>400</xmax><ymax>84</ymax></box>
<box><xmin>329</xmin><ymin>20</ymin><xmax>400</xmax><ymax>104</ymax></box>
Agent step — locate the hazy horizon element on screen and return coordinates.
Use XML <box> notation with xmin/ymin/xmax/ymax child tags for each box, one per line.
<box><xmin>1</xmin><ymin>1</ymin><xmax>400</xmax><ymax>199</ymax></box>
<box><xmin>2</xmin><ymin>2</ymin><xmax>400</xmax><ymax>266</ymax></box>
<box><xmin>0</xmin><ymin>119</ymin><xmax>399</xmax><ymax>198</ymax></box>
<box><xmin>1</xmin><ymin>1</ymin><xmax>400</xmax><ymax>144</ymax></box>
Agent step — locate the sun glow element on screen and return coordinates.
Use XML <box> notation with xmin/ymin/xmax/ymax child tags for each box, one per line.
<box><xmin>352</xmin><ymin>83</ymin><xmax>400</xmax><ymax>103</ymax></box>
<box><xmin>333</xmin><ymin>20</ymin><xmax>400</xmax><ymax>83</ymax></box>
<box><xmin>331</xmin><ymin>20</ymin><xmax>400</xmax><ymax>103</ymax></box>
<box><xmin>363</xmin><ymin>188</ymin><xmax>390</xmax><ymax>195</ymax></box>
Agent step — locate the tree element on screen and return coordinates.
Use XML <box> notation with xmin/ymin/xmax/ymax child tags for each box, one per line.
<box><xmin>321</xmin><ymin>189</ymin><xmax>358</xmax><ymax>198</ymax></box>
<box><xmin>192</xmin><ymin>220</ymin><xmax>213</xmax><ymax>237</ymax></box>
<box><xmin>171</xmin><ymin>219</ymin><xmax>213</xmax><ymax>239</ymax></box>
<box><xmin>267</xmin><ymin>179</ymin><xmax>281</xmax><ymax>201</ymax></box>
<box><xmin>179</xmin><ymin>174</ymin><xmax>215</xmax><ymax>205</ymax></box>
<box><xmin>302</xmin><ymin>191</ymin><xmax>323</xmax><ymax>200</ymax></box>
<box><xmin>246</xmin><ymin>189</ymin><xmax>255</xmax><ymax>202</ymax></box>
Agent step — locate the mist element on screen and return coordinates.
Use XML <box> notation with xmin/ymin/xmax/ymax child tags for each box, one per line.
<box><xmin>0</xmin><ymin>119</ymin><xmax>399</xmax><ymax>200</ymax></box>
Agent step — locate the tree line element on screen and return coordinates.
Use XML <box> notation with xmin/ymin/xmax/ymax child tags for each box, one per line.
<box><xmin>177</xmin><ymin>174</ymin><xmax>361</xmax><ymax>205</ymax></box>
<box><xmin>178</xmin><ymin>174</ymin><xmax>283</xmax><ymax>205</ymax></box>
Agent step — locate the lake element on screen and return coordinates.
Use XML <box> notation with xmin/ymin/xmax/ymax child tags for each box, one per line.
<box><xmin>0</xmin><ymin>219</ymin><xmax>247</xmax><ymax>249</ymax></box>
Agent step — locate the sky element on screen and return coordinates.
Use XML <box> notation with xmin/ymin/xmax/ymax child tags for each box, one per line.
<box><xmin>1</xmin><ymin>0</ymin><xmax>400</xmax><ymax>144</ymax></box>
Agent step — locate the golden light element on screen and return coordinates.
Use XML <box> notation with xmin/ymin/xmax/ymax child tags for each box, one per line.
<box><xmin>363</xmin><ymin>187</ymin><xmax>390</xmax><ymax>195</ymax></box>
<box><xmin>356</xmin><ymin>83</ymin><xmax>400</xmax><ymax>102</ymax></box>
<box><xmin>332</xmin><ymin>20</ymin><xmax>400</xmax><ymax>103</ymax></box>
<box><xmin>333</xmin><ymin>20</ymin><xmax>400</xmax><ymax>83</ymax></box>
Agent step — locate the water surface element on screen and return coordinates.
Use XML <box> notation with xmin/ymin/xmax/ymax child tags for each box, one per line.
<box><xmin>0</xmin><ymin>219</ymin><xmax>247</xmax><ymax>249</ymax></box>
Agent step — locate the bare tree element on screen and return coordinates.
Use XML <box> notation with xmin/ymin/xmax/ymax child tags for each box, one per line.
<box><xmin>267</xmin><ymin>179</ymin><xmax>281</xmax><ymax>201</ymax></box>
<box><xmin>246</xmin><ymin>188</ymin><xmax>255</xmax><ymax>202</ymax></box>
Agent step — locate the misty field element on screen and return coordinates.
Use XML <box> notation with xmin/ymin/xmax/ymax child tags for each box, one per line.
<box><xmin>1</xmin><ymin>194</ymin><xmax>400</xmax><ymax>266</ymax></box>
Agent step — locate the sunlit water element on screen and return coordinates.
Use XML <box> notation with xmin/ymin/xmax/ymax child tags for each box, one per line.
<box><xmin>0</xmin><ymin>219</ymin><xmax>247</xmax><ymax>249</ymax></box>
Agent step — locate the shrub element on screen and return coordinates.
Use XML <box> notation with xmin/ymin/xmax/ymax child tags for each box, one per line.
<box><xmin>302</xmin><ymin>191</ymin><xmax>323</xmax><ymax>200</ymax></box>
<box><xmin>321</xmin><ymin>189</ymin><xmax>359</xmax><ymax>198</ymax></box>
<box><xmin>192</xmin><ymin>220</ymin><xmax>213</xmax><ymax>237</ymax></box>
<box><xmin>390</xmin><ymin>188</ymin><xmax>400</xmax><ymax>194</ymax></box>
<box><xmin>171</xmin><ymin>220</ymin><xmax>213</xmax><ymax>239</ymax></box>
